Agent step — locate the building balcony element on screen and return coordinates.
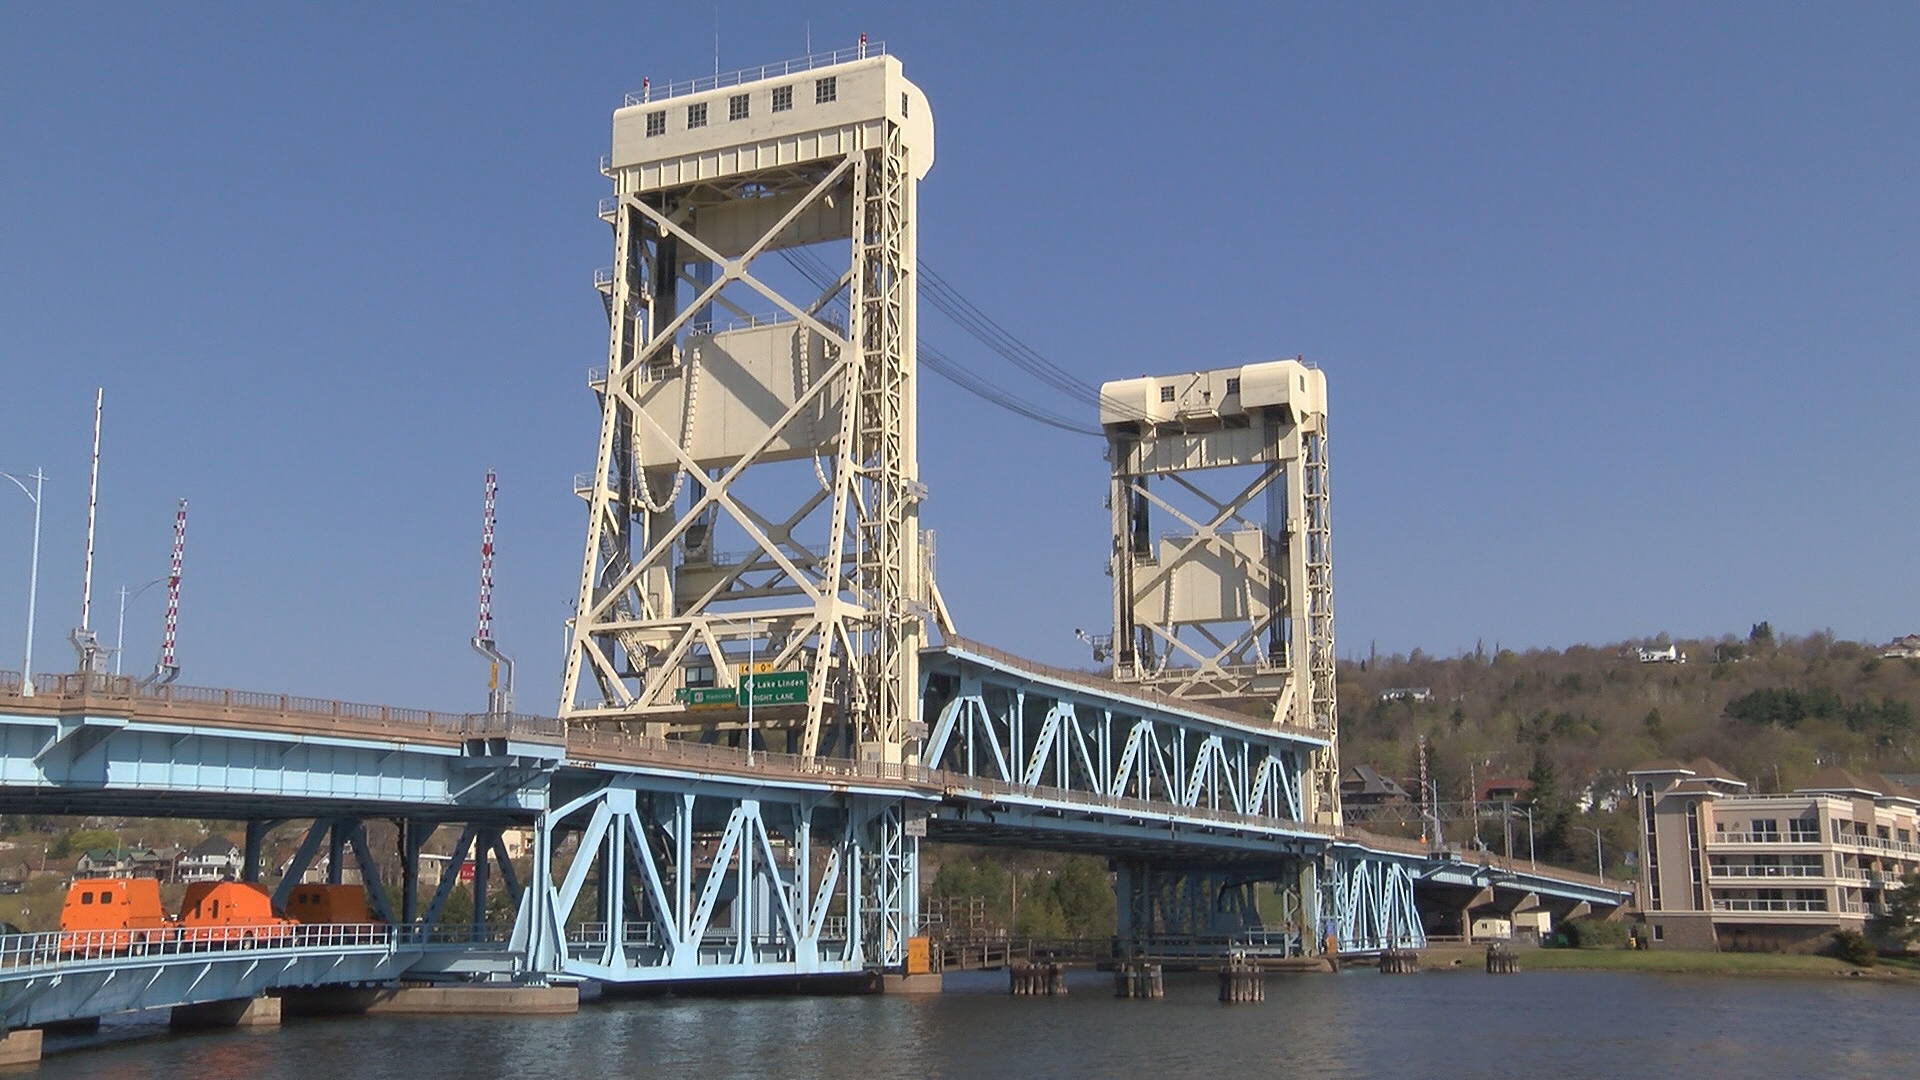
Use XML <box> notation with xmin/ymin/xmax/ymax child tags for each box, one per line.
<box><xmin>1834</xmin><ymin>833</ymin><xmax>1920</xmax><ymax>857</ymax></box>
<box><xmin>1708</xmin><ymin>864</ymin><xmax>1825</xmax><ymax>880</ymax></box>
<box><xmin>1707</xmin><ymin>832</ymin><xmax>1822</xmax><ymax>846</ymax></box>
<box><xmin>1710</xmin><ymin>898</ymin><xmax>1832</xmax><ymax>914</ymax></box>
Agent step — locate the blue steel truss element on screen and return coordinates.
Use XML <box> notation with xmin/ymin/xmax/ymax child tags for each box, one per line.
<box><xmin>0</xmin><ymin>668</ymin><xmax>1630</xmax><ymax>1013</ymax></box>
<box><xmin>923</xmin><ymin>641</ymin><xmax>1323</xmax><ymax>826</ymax></box>
<box><xmin>511</xmin><ymin>767</ymin><xmax>916</xmax><ymax>983</ymax></box>
<box><xmin>1326</xmin><ymin>850</ymin><xmax>1424</xmax><ymax>952</ymax></box>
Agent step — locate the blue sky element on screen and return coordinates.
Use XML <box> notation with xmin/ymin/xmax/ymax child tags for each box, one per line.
<box><xmin>1</xmin><ymin>4</ymin><xmax>1914</xmax><ymax>712</ymax></box>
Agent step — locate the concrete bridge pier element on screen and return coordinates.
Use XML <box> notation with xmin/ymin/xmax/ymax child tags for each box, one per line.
<box><xmin>0</xmin><ymin>1029</ymin><xmax>41</xmax><ymax>1067</ymax></box>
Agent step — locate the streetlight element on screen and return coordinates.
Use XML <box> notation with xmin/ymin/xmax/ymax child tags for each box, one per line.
<box><xmin>1574</xmin><ymin>825</ymin><xmax>1605</xmax><ymax>880</ymax></box>
<box><xmin>0</xmin><ymin>469</ymin><xmax>46</xmax><ymax>697</ymax></box>
<box><xmin>114</xmin><ymin>577</ymin><xmax>166</xmax><ymax>677</ymax></box>
<box><xmin>711</xmin><ymin>616</ymin><xmax>763</xmax><ymax>766</ymax></box>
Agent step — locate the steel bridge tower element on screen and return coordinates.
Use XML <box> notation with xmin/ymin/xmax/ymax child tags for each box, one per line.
<box><xmin>1098</xmin><ymin>360</ymin><xmax>1339</xmax><ymax>827</ymax></box>
<box><xmin>562</xmin><ymin>44</ymin><xmax>935</xmax><ymax>768</ymax></box>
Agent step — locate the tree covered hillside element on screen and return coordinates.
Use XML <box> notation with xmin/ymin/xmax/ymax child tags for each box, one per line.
<box><xmin>1339</xmin><ymin>625</ymin><xmax>1920</xmax><ymax>867</ymax></box>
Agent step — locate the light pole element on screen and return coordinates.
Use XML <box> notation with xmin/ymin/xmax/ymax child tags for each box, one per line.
<box><xmin>114</xmin><ymin>577</ymin><xmax>166</xmax><ymax>676</ymax></box>
<box><xmin>713</xmin><ymin>616</ymin><xmax>762</xmax><ymax>766</ymax></box>
<box><xmin>1524</xmin><ymin>806</ymin><xmax>1536</xmax><ymax>869</ymax></box>
<box><xmin>1575</xmin><ymin>825</ymin><xmax>1605</xmax><ymax>879</ymax></box>
<box><xmin>0</xmin><ymin>469</ymin><xmax>46</xmax><ymax>697</ymax></box>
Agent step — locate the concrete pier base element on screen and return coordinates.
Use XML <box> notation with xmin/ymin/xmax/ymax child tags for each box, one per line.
<box><xmin>171</xmin><ymin>995</ymin><xmax>282</xmax><ymax>1030</ymax></box>
<box><xmin>0</xmin><ymin>1030</ymin><xmax>41</xmax><ymax>1068</ymax></box>
<box><xmin>882</xmin><ymin>973</ymin><xmax>943</xmax><ymax>995</ymax></box>
<box><xmin>281</xmin><ymin>984</ymin><xmax>578</xmax><ymax>1016</ymax></box>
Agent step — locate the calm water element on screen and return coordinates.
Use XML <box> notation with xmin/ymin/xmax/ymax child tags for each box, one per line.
<box><xmin>32</xmin><ymin>968</ymin><xmax>1920</xmax><ymax>1080</ymax></box>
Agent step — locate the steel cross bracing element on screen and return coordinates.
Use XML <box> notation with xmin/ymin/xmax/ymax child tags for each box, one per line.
<box><xmin>1325</xmin><ymin>850</ymin><xmax>1424</xmax><ymax>953</ymax></box>
<box><xmin>922</xmin><ymin>652</ymin><xmax>1313</xmax><ymax>825</ymax></box>
<box><xmin>1099</xmin><ymin>360</ymin><xmax>1341</xmax><ymax>827</ymax></box>
<box><xmin>510</xmin><ymin>774</ymin><xmax>917</xmax><ymax>978</ymax></box>
<box><xmin>561</xmin><ymin>55</ymin><xmax>932</xmax><ymax>774</ymax></box>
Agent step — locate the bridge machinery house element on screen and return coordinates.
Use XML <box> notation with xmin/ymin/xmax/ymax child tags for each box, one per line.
<box><xmin>1632</xmin><ymin>759</ymin><xmax>1920</xmax><ymax>951</ymax></box>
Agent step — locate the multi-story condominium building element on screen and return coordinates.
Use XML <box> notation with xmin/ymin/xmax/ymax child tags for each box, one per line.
<box><xmin>1631</xmin><ymin>758</ymin><xmax>1920</xmax><ymax>950</ymax></box>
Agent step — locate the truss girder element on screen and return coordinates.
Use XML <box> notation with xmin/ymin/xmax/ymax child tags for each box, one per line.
<box><xmin>510</xmin><ymin>777</ymin><xmax>913</xmax><ymax>982</ymax></box>
<box><xmin>1325</xmin><ymin>853</ymin><xmax>1424</xmax><ymax>954</ymax></box>
<box><xmin>921</xmin><ymin>667</ymin><xmax>1313</xmax><ymax>826</ymax></box>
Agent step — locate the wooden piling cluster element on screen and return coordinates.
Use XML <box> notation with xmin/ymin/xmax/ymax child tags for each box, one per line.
<box><xmin>1113</xmin><ymin>962</ymin><xmax>1164</xmax><ymax>999</ymax></box>
<box><xmin>1217</xmin><ymin>958</ymin><xmax>1265</xmax><ymax>1003</ymax></box>
<box><xmin>1009</xmin><ymin>962</ymin><xmax>1069</xmax><ymax>996</ymax></box>
<box><xmin>1378</xmin><ymin>948</ymin><xmax>1420</xmax><ymax>974</ymax></box>
<box><xmin>1484</xmin><ymin>944</ymin><xmax>1520</xmax><ymax>974</ymax></box>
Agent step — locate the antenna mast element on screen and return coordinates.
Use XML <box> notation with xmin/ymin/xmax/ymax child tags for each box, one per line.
<box><xmin>470</xmin><ymin>470</ymin><xmax>513</xmax><ymax>717</ymax></box>
<box><xmin>153</xmin><ymin>498</ymin><xmax>187</xmax><ymax>684</ymax></box>
<box><xmin>71</xmin><ymin>388</ymin><xmax>106</xmax><ymax>674</ymax></box>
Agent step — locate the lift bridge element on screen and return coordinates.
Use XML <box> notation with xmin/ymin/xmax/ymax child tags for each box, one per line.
<box><xmin>0</xmin><ymin>45</ymin><xmax>1625</xmax><ymax>1025</ymax></box>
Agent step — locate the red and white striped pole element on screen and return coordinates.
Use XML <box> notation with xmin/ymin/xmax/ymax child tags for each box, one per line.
<box><xmin>157</xmin><ymin>498</ymin><xmax>187</xmax><ymax>680</ymax></box>
<box><xmin>477</xmin><ymin>470</ymin><xmax>496</xmax><ymax>645</ymax></box>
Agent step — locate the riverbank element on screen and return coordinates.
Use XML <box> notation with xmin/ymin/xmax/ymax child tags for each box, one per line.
<box><xmin>1417</xmin><ymin>942</ymin><xmax>1920</xmax><ymax>980</ymax></box>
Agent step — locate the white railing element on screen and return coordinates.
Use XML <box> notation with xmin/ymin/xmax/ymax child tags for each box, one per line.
<box><xmin>1834</xmin><ymin>832</ymin><xmax>1920</xmax><ymax>856</ymax></box>
<box><xmin>0</xmin><ymin>923</ymin><xmax>415</xmax><ymax>970</ymax></box>
<box><xmin>1711</xmin><ymin>898</ymin><xmax>1830</xmax><ymax>913</ymax></box>
<box><xmin>1709</xmin><ymin>832</ymin><xmax>1819</xmax><ymax>845</ymax></box>
<box><xmin>626</xmin><ymin>43</ymin><xmax>886</xmax><ymax>106</ymax></box>
<box><xmin>1709</xmin><ymin>864</ymin><xmax>1824</xmax><ymax>879</ymax></box>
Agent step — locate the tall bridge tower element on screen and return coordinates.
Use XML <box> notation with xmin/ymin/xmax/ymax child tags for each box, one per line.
<box><xmin>562</xmin><ymin>43</ymin><xmax>936</xmax><ymax>769</ymax></box>
<box><xmin>1098</xmin><ymin>360</ymin><xmax>1340</xmax><ymax>826</ymax></box>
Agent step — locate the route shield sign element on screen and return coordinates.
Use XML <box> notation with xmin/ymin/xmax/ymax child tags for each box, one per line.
<box><xmin>677</xmin><ymin>687</ymin><xmax>736</xmax><ymax>710</ymax></box>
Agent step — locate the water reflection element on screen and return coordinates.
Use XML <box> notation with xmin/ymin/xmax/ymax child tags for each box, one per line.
<box><xmin>27</xmin><ymin>971</ymin><xmax>1920</xmax><ymax>1080</ymax></box>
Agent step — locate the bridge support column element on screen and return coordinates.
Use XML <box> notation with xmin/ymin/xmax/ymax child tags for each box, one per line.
<box><xmin>0</xmin><ymin>1029</ymin><xmax>41</xmax><ymax>1067</ymax></box>
<box><xmin>170</xmin><ymin>995</ymin><xmax>281</xmax><ymax>1030</ymax></box>
<box><xmin>243</xmin><ymin>820</ymin><xmax>270</xmax><ymax>882</ymax></box>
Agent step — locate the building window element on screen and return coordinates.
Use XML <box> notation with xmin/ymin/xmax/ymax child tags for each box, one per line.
<box><xmin>1650</xmin><ymin>924</ymin><xmax>1665</xmax><ymax>941</ymax></box>
<box><xmin>687</xmin><ymin>102</ymin><xmax>707</xmax><ymax>129</ymax></box>
<box><xmin>1752</xmin><ymin>818</ymin><xmax>1779</xmax><ymax>840</ymax></box>
<box><xmin>645</xmin><ymin>110</ymin><xmax>666</xmax><ymax>137</ymax></box>
<box><xmin>728</xmin><ymin>93</ymin><xmax>749</xmax><ymax>121</ymax></box>
<box><xmin>816</xmin><ymin>76</ymin><xmax>837</xmax><ymax>104</ymax></box>
<box><xmin>1789</xmin><ymin>818</ymin><xmax>1818</xmax><ymax>842</ymax></box>
<box><xmin>1160</xmin><ymin>386</ymin><xmax>1175</xmax><ymax>403</ymax></box>
<box><xmin>1225</xmin><ymin>377</ymin><xmax>1241</xmax><ymax>395</ymax></box>
<box><xmin>901</xmin><ymin>92</ymin><xmax>909</xmax><ymax>117</ymax></box>
<box><xmin>772</xmin><ymin>85</ymin><xmax>793</xmax><ymax>112</ymax></box>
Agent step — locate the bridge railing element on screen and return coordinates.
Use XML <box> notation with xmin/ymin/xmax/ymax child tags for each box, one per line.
<box><xmin>0</xmin><ymin>670</ymin><xmax>563</xmax><ymax>744</ymax></box>
<box><xmin>936</xmin><ymin>636</ymin><xmax>1330</xmax><ymax>743</ymax></box>
<box><xmin>0</xmin><ymin>923</ymin><xmax>423</xmax><ymax>972</ymax></box>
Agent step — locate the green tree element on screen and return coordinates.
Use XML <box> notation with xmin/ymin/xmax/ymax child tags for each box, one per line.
<box><xmin>52</xmin><ymin>828</ymin><xmax>119</xmax><ymax>859</ymax></box>
<box><xmin>1869</xmin><ymin>869</ymin><xmax>1920</xmax><ymax>947</ymax></box>
<box><xmin>1048</xmin><ymin>857</ymin><xmax>1115</xmax><ymax>938</ymax></box>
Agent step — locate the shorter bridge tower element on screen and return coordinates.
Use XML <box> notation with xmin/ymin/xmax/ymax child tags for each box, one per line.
<box><xmin>1099</xmin><ymin>359</ymin><xmax>1338</xmax><ymax>825</ymax></box>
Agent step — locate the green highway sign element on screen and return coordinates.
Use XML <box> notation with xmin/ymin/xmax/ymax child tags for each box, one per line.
<box><xmin>677</xmin><ymin>687</ymin><xmax>736</xmax><ymax>709</ymax></box>
<box><xmin>740</xmin><ymin>670</ymin><xmax>808</xmax><ymax>706</ymax></box>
